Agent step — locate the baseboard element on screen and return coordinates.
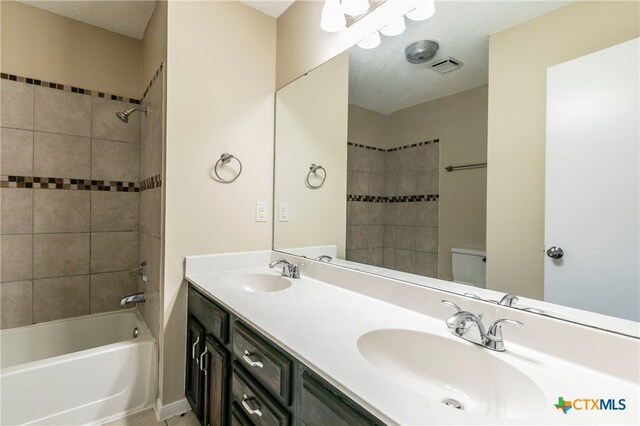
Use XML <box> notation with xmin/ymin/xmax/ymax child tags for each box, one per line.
<box><xmin>155</xmin><ymin>397</ymin><xmax>191</xmax><ymax>421</ymax></box>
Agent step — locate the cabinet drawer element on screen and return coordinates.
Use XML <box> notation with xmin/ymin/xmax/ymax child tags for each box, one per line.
<box><xmin>231</xmin><ymin>365</ymin><xmax>290</xmax><ymax>426</ymax></box>
<box><xmin>233</xmin><ymin>323</ymin><xmax>292</xmax><ymax>405</ymax></box>
<box><xmin>189</xmin><ymin>286</ymin><xmax>229</xmax><ymax>344</ymax></box>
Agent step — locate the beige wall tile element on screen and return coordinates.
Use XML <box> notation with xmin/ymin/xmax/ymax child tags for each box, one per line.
<box><xmin>0</xmin><ymin>280</ymin><xmax>32</xmax><ymax>329</ymax></box>
<box><xmin>33</xmin><ymin>190</ymin><xmax>90</xmax><ymax>233</ymax></box>
<box><xmin>369</xmin><ymin>173</ymin><xmax>384</xmax><ymax>196</ymax></box>
<box><xmin>368</xmin><ymin>247</ymin><xmax>384</xmax><ymax>267</ymax></box>
<box><xmin>140</xmin><ymin>124</ymin><xmax>163</xmax><ymax>180</ymax></box>
<box><xmin>91</xmin><ymin>231</ymin><xmax>138</xmax><ymax>273</ymax></box>
<box><xmin>91</xmin><ymin>192</ymin><xmax>139</xmax><ymax>232</ymax></box>
<box><xmin>350</xmin><ymin>225</ymin><xmax>368</xmax><ymax>249</ymax></box>
<box><xmin>383</xmin><ymin>247</ymin><xmax>396</xmax><ymax>269</ymax></box>
<box><xmin>396</xmin><ymin>203</ymin><xmax>416</xmax><ymax>226</ymax></box>
<box><xmin>90</xmin><ymin>271</ymin><xmax>137</xmax><ymax>314</ymax></box>
<box><xmin>416</xmin><ymin>226</ymin><xmax>438</xmax><ymax>253</ymax></box>
<box><xmin>33</xmin><ymin>132</ymin><xmax>91</xmax><ymax>179</ymax></box>
<box><xmin>396</xmin><ymin>226</ymin><xmax>416</xmax><ymax>250</ymax></box>
<box><xmin>346</xmin><ymin>248</ymin><xmax>368</xmax><ymax>264</ymax></box>
<box><xmin>350</xmin><ymin>171</ymin><xmax>369</xmax><ymax>195</ymax></box>
<box><xmin>141</xmin><ymin>72</ymin><xmax>163</xmax><ymax>140</ymax></box>
<box><xmin>384</xmin><ymin>173</ymin><xmax>397</xmax><ymax>197</ymax></box>
<box><xmin>384</xmin><ymin>225</ymin><xmax>396</xmax><ymax>248</ymax></box>
<box><xmin>142</xmin><ymin>279</ymin><xmax>160</xmax><ymax>340</ymax></box>
<box><xmin>92</xmin><ymin>97</ymin><xmax>140</xmax><ymax>144</ymax></box>
<box><xmin>367</xmin><ymin>225</ymin><xmax>384</xmax><ymax>248</ymax></box>
<box><xmin>139</xmin><ymin>232</ymin><xmax>162</xmax><ymax>291</ymax></box>
<box><xmin>368</xmin><ymin>203</ymin><xmax>384</xmax><ymax>225</ymax></box>
<box><xmin>0</xmin><ymin>234</ymin><xmax>32</xmax><ymax>282</ymax></box>
<box><xmin>415</xmin><ymin>201</ymin><xmax>438</xmax><ymax>227</ymax></box>
<box><xmin>33</xmin><ymin>233</ymin><xmax>90</xmax><ymax>278</ymax></box>
<box><xmin>396</xmin><ymin>249</ymin><xmax>415</xmax><ymax>273</ymax></box>
<box><xmin>140</xmin><ymin>188</ymin><xmax>161</xmax><ymax>238</ymax></box>
<box><xmin>416</xmin><ymin>169</ymin><xmax>439</xmax><ymax>195</ymax></box>
<box><xmin>0</xmin><ymin>128</ymin><xmax>33</xmax><ymax>176</ymax></box>
<box><xmin>350</xmin><ymin>202</ymin><xmax>368</xmax><ymax>225</ymax></box>
<box><xmin>397</xmin><ymin>172</ymin><xmax>417</xmax><ymax>196</ymax></box>
<box><xmin>92</xmin><ymin>139</ymin><xmax>140</xmax><ymax>182</ymax></box>
<box><xmin>0</xmin><ymin>80</ymin><xmax>33</xmax><ymax>130</ymax></box>
<box><xmin>1</xmin><ymin>188</ymin><xmax>33</xmax><ymax>234</ymax></box>
<box><xmin>415</xmin><ymin>251</ymin><xmax>438</xmax><ymax>278</ymax></box>
<box><xmin>34</xmin><ymin>87</ymin><xmax>91</xmax><ymax>137</ymax></box>
<box><xmin>384</xmin><ymin>203</ymin><xmax>397</xmax><ymax>225</ymax></box>
<box><xmin>33</xmin><ymin>275</ymin><xmax>90</xmax><ymax>323</ymax></box>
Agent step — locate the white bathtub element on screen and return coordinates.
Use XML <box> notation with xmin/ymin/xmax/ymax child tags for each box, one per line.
<box><xmin>0</xmin><ymin>309</ymin><xmax>157</xmax><ymax>425</ymax></box>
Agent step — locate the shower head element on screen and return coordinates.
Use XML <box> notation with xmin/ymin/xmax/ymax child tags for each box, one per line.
<box><xmin>115</xmin><ymin>106</ymin><xmax>149</xmax><ymax>123</ymax></box>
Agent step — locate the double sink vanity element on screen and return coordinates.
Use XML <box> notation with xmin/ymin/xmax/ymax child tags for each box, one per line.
<box><xmin>184</xmin><ymin>250</ymin><xmax>639</xmax><ymax>425</ymax></box>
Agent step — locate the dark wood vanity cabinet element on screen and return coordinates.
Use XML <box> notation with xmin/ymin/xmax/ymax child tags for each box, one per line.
<box><xmin>186</xmin><ymin>284</ymin><xmax>384</xmax><ymax>426</ymax></box>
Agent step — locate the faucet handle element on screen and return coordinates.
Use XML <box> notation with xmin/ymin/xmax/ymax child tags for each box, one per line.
<box><xmin>499</xmin><ymin>294</ymin><xmax>519</xmax><ymax>306</ymax></box>
<box><xmin>441</xmin><ymin>299</ymin><xmax>462</xmax><ymax>312</ymax></box>
<box><xmin>486</xmin><ymin>318</ymin><xmax>523</xmax><ymax>351</ymax></box>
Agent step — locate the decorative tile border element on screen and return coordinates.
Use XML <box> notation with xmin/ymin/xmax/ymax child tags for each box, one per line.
<box><xmin>142</xmin><ymin>62</ymin><xmax>165</xmax><ymax>101</ymax></box>
<box><xmin>347</xmin><ymin>194</ymin><xmax>439</xmax><ymax>203</ymax></box>
<box><xmin>1</xmin><ymin>175</ymin><xmax>140</xmax><ymax>192</ymax></box>
<box><xmin>347</xmin><ymin>139</ymin><xmax>439</xmax><ymax>152</ymax></box>
<box><xmin>140</xmin><ymin>174</ymin><xmax>162</xmax><ymax>191</ymax></box>
<box><xmin>1</xmin><ymin>72</ymin><xmax>141</xmax><ymax>104</ymax></box>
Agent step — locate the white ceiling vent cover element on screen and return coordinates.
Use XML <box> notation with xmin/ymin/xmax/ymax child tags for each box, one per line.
<box><xmin>430</xmin><ymin>57</ymin><xmax>463</xmax><ymax>74</ymax></box>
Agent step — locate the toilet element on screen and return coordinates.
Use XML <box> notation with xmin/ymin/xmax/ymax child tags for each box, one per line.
<box><xmin>451</xmin><ymin>248</ymin><xmax>487</xmax><ymax>288</ymax></box>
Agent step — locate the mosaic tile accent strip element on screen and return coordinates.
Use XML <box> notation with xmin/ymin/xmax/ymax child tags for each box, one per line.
<box><xmin>140</xmin><ymin>174</ymin><xmax>162</xmax><ymax>191</ymax></box>
<box><xmin>1</xmin><ymin>175</ymin><xmax>140</xmax><ymax>192</ymax></box>
<box><xmin>142</xmin><ymin>62</ymin><xmax>165</xmax><ymax>101</ymax></box>
<box><xmin>347</xmin><ymin>139</ymin><xmax>439</xmax><ymax>152</ymax></box>
<box><xmin>347</xmin><ymin>194</ymin><xmax>439</xmax><ymax>203</ymax></box>
<box><xmin>1</xmin><ymin>72</ymin><xmax>141</xmax><ymax>104</ymax></box>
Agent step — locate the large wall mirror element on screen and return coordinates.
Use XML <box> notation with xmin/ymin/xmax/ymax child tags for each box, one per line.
<box><xmin>274</xmin><ymin>1</ymin><xmax>639</xmax><ymax>337</ymax></box>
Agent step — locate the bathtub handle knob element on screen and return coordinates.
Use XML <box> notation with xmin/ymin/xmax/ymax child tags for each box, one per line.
<box><xmin>199</xmin><ymin>347</ymin><xmax>208</xmax><ymax>375</ymax></box>
<box><xmin>243</xmin><ymin>350</ymin><xmax>264</xmax><ymax>368</ymax></box>
<box><xmin>192</xmin><ymin>336</ymin><xmax>200</xmax><ymax>361</ymax></box>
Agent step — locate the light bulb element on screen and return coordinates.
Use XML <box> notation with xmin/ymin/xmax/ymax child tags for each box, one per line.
<box><xmin>380</xmin><ymin>15</ymin><xmax>406</xmax><ymax>36</ymax></box>
<box><xmin>357</xmin><ymin>31</ymin><xmax>381</xmax><ymax>49</ymax></box>
<box><xmin>406</xmin><ymin>0</ymin><xmax>435</xmax><ymax>21</ymax></box>
<box><xmin>341</xmin><ymin>0</ymin><xmax>369</xmax><ymax>16</ymax></box>
<box><xmin>321</xmin><ymin>0</ymin><xmax>346</xmax><ymax>32</ymax></box>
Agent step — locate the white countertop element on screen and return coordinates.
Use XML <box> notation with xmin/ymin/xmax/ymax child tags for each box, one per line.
<box><xmin>185</xmin><ymin>251</ymin><xmax>639</xmax><ymax>425</ymax></box>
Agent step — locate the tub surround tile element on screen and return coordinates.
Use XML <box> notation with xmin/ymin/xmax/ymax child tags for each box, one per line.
<box><xmin>416</xmin><ymin>226</ymin><xmax>438</xmax><ymax>253</ymax></box>
<box><xmin>140</xmin><ymin>124</ymin><xmax>163</xmax><ymax>180</ymax></box>
<box><xmin>90</xmin><ymin>271</ymin><xmax>137</xmax><ymax>314</ymax></box>
<box><xmin>32</xmin><ymin>275</ymin><xmax>90</xmax><ymax>323</ymax></box>
<box><xmin>383</xmin><ymin>248</ymin><xmax>396</xmax><ymax>269</ymax></box>
<box><xmin>140</xmin><ymin>188</ymin><xmax>162</xmax><ymax>238</ymax></box>
<box><xmin>349</xmin><ymin>226</ymin><xmax>368</xmax><ymax>250</ymax></box>
<box><xmin>396</xmin><ymin>226</ymin><xmax>416</xmax><ymax>250</ymax></box>
<box><xmin>350</xmin><ymin>202</ymin><xmax>368</xmax><ymax>225</ymax></box>
<box><xmin>34</xmin><ymin>86</ymin><xmax>91</xmax><ymax>137</ymax></box>
<box><xmin>0</xmin><ymin>128</ymin><xmax>33</xmax><ymax>176</ymax></box>
<box><xmin>141</xmin><ymin>72</ymin><xmax>164</xmax><ymax>140</ymax></box>
<box><xmin>368</xmin><ymin>202</ymin><xmax>385</xmax><ymax>225</ymax></box>
<box><xmin>396</xmin><ymin>249</ymin><xmax>416</xmax><ymax>274</ymax></box>
<box><xmin>34</xmin><ymin>190</ymin><xmax>90</xmax><ymax>233</ymax></box>
<box><xmin>0</xmin><ymin>80</ymin><xmax>33</xmax><ymax>130</ymax></box>
<box><xmin>1</xmin><ymin>188</ymin><xmax>32</xmax><ymax>234</ymax></box>
<box><xmin>91</xmin><ymin>192</ymin><xmax>139</xmax><ymax>232</ymax></box>
<box><xmin>346</xmin><ymin>249</ymin><xmax>368</xmax><ymax>265</ymax></box>
<box><xmin>415</xmin><ymin>251</ymin><xmax>438</xmax><ymax>278</ymax></box>
<box><xmin>33</xmin><ymin>132</ymin><xmax>91</xmax><ymax>179</ymax></box>
<box><xmin>91</xmin><ymin>97</ymin><xmax>140</xmax><ymax>144</ymax></box>
<box><xmin>139</xmin><ymin>232</ymin><xmax>162</xmax><ymax>291</ymax></box>
<box><xmin>33</xmin><ymin>233</ymin><xmax>90</xmax><ymax>278</ymax></box>
<box><xmin>0</xmin><ymin>235</ymin><xmax>32</xmax><ymax>282</ymax></box>
<box><xmin>0</xmin><ymin>280</ymin><xmax>32</xmax><ymax>329</ymax></box>
<box><xmin>367</xmin><ymin>225</ymin><xmax>384</xmax><ymax>248</ymax></box>
<box><xmin>91</xmin><ymin>231</ymin><xmax>138</xmax><ymax>273</ymax></box>
<box><xmin>92</xmin><ymin>139</ymin><xmax>140</xmax><ymax>182</ymax></box>
<box><xmin>143</xmin><ymin>280</ymin><xmax>160</xmax><ymax>340</ymax></box>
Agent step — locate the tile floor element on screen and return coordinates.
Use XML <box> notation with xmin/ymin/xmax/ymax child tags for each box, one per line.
<box><xmin>103</xmin><ymin>409</ymin><xmax>199</xmax><ymax>426</ymax></box>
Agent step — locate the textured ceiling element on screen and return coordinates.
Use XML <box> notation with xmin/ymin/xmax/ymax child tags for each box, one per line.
<box><xmin>349</xmin><ymin>1</ymin><xmax>570</xmax><ymax>115</ymax></box>
<box><xmin>18</xmin><ymin>0</ymin><xmax>156</xmax><ymax>39</ymax></box>
<box><xmin>239</xmin><ymin>0</ymin><xmax>295</xmax><ymax>18</ymax></box>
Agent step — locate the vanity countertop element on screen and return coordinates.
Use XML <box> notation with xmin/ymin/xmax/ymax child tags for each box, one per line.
<box><xmin>185</xmin><ymin>251</ymin><xmax>639</xmax><ymax>425</ymax></box>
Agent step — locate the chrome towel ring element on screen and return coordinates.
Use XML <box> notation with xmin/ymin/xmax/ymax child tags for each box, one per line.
<box><xmin>306</xmin><ymin>163</ymin><xmax>326</xmax><ymax>189</ymax></box>
<box><xmin>212</xmin><ymin>153</ymin><xmax>242</xmax><ymax>183</ymax></box>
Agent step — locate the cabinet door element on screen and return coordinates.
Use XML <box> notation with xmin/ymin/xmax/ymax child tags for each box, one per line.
<box><xmin>300</xmin><ymin>371</ymin><xmax>378</xmax><ymax>426</ymax></box>
<box><xmin>230</xmin><ymin>403</ymin><xmax>252</xmax><ymax>426</ymax></box>
<box><xmin>186</xmin><ymin>316</ymin><xmax>206</xmax><ymax>420</ymax></box>
<box><xmin>203</xmin><ymin>336</ymin><xmax>229</xmax><ymax>426</ymax></box>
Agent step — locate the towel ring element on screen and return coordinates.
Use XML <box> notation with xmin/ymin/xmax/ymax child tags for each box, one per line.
<box><xmin>306</xmin><ymin>164</ymin><xmax>326</xmax><ymax>189</ymax></box>
<box><xmin>213</xmin><ymin>153</ymin><xmax>242</xmax><ymax>183</ymax></box>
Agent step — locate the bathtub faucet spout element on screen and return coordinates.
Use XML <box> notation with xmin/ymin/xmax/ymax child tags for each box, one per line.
<box><xmin>120</xmin><ymin>292</ymin><xmax>145</xmax><ymax>306</ymax></box>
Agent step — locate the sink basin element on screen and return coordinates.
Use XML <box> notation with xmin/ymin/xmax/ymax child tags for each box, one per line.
<box><xmin>218</xmin><ymin>273</ymin><xmax>292</xmax><ymax>293</ymax></box>
<box><xmin>357</xmin><ymin>329</ymin><xmax>545</xmax><ymax>419</ymax></box>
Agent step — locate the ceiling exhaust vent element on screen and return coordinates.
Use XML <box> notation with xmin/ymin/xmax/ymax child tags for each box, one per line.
<box><xmin>430</xmin><ymin>57</ymin><xmax>463</xmax><ymax>74</ymax></box>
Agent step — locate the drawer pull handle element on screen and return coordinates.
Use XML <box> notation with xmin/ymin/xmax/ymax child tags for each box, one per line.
<box><xmin>242</xmin><ymin>394</ymin><xmax>263</xmax><ymax>417</ymax></box>
<box><xmin>199</xmin><ymin>346</ymin><xmax>208</xmax><ymax>375</ymax></box>
<box><xmin>243</xmin><ymin>350</ymin><xmax>264</xmax><ymax>368</ymax></box>
<box><xmin>192</xmin><ymin>336</ymin><xmax>200</xmax><ymax>361</ymax></box>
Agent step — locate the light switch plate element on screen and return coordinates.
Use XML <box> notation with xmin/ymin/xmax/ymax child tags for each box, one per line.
<box><xmin>256</xmin><ymin>202</ymin><xmax>268</xmax><ymax>222</ymax></box>
<box><xmin>278</xmin><ymin>203</ymin><xmax>289</xmax><ymax>222</ymax></box>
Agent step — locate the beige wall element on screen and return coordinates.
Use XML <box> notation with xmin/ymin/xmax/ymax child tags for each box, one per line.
<box><xmin>163</xmin><ymin>0</ymin><xmax>276</xmax><ymax>405</ymax></box>
<box><xmin>486</xmin><ymin>1</ymin><xmax>639</xmax><ymax>298</ymax></box>
<box><xmin>0</xmin><ymin>0</ymin><xmax>141</xmax><ymax>99</ymax></box>
<box><xmin>142</xmin><ymin>0</ymin><xmax>167</xmax><ymax>93</ymax></box>
<box><xmin>274</xmin><ymin>52</ymin><xmax>349</xmax><ymax>257</ymax></box>
<box><xmin>387</xmin><ymin>85</ymin><xmax>488</xmax><ymax>281</ymax></box>
<box><xmin>348</xmin><ymin>104</ymin><xmax>387</xmax><ymax>149</ymax></box>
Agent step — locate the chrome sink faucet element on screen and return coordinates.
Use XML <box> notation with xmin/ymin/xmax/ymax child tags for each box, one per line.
<box><xmin>441</xmin><ymin>300</ymin><xmax>522</xmax><ymax>352</ymax></box>
<box><xmin>269</xmin><ymin>259</ymin><xmax>302</xmax><ymax>279</ymax></box>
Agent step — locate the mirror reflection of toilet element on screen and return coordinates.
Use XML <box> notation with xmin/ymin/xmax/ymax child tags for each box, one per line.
<box><xmin>451</xmin><ymin>248</ymin><xmax>486</xmax><ymax>289</ymax></box>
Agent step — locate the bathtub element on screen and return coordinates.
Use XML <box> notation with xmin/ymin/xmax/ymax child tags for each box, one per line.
<box><xmin>0</xmin><ymin>309</ymin><xmax>156</xmax><ymax>425</ymax></box>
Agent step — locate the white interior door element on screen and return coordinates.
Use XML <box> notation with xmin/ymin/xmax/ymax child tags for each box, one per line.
<box><xmin>545</xmin><ymin>38</ymin><xmax>639</xmax><ymax>321</ymax></box>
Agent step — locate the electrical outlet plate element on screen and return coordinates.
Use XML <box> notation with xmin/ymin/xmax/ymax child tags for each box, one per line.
<box><xmin>256</xmin><ymin>202</ymin><xmax>268</xmax><ymax>222</ymax></box>
<box><xmin>278</xmin><ymin>203</ymin><xmax>289</xmax><ymax>222</ymax></box>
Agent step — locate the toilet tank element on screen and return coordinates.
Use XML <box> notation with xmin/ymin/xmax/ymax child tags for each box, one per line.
<box><xmin>451</xmin><ymin>248</ymin><xmax>486</xmax><ymax>288</ymax></box>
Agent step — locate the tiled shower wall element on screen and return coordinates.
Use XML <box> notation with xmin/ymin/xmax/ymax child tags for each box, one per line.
<box><xmin>0</xmin><ymin>76</ymin><xmax>143</xmax><ymax>329</ymax></box>
<box><xmin>346</xmin><ymin>141</ymin><xmax>439</xmax><ymax>277</ymax></box>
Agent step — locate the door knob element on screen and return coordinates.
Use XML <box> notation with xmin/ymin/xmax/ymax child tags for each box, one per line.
<box><xmin>546</xmin><ymin>246</ymin><xmax>564</xmax><ymax>259</ymax></box>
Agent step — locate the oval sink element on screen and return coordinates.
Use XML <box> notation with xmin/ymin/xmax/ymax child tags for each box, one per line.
<box><xmin>218</xmin><ymin>273</ymin><xmax>292</xmax><ymax>293</ymax></box>
<box><xmin>357</xmin><ymin>329</ymin><xmax>545</xmax><ymax>420</ymax></box>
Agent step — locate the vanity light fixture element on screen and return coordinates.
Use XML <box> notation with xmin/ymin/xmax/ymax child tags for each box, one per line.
<box><xmin>320</xmin><ymin>0</ymin><xmax>347</xmax><ymax>32</ymax></box>
<box><xmin>379</xmin><ymin>14</ymin><xmax>406</xmax><ymax>36</ymax></box>
<box><xmin>357</xmin><ymin>30</ymin><xmax>382</xmax><ymax>49</ymax></box>
<box><xmin>341</xmin><ymin>0</ymin><xmax>370</xmax><ymax>16</ymax></box>
<box><xmin>407</xmin><ymin>0</ymin><xmax>435</xmax><ymax>21</ymax></box>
